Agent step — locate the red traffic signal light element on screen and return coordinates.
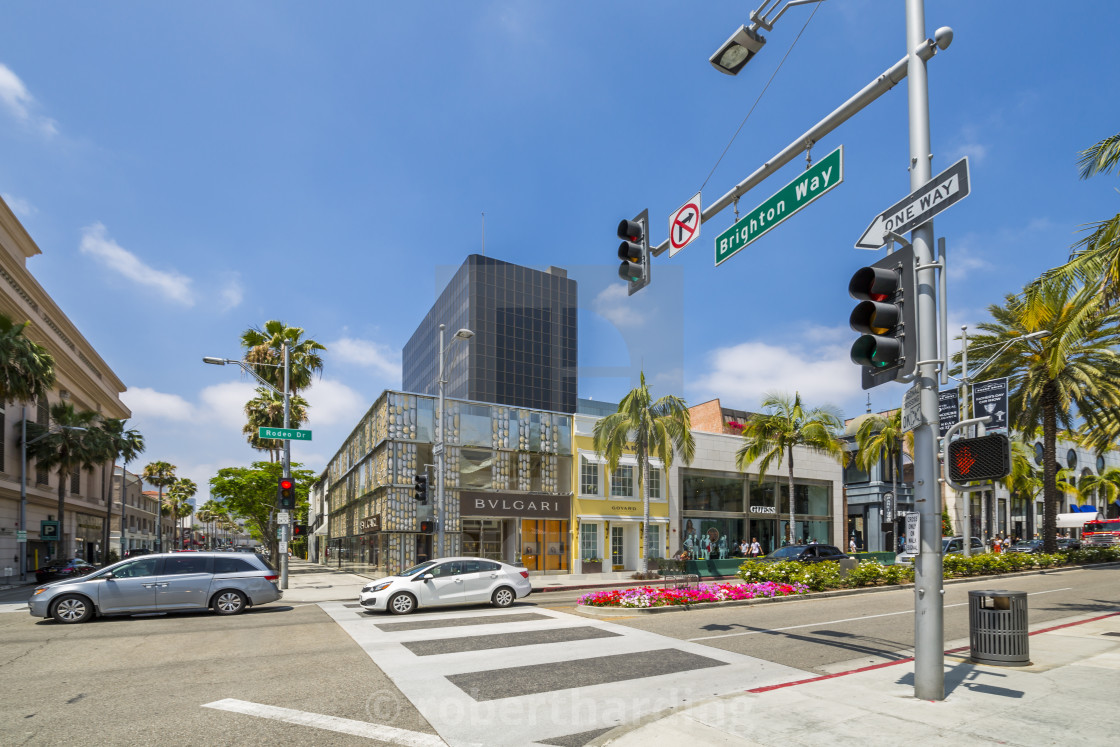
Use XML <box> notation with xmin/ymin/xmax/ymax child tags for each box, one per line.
<box><xmin>848</xmin><ymin>245</ymin><xmax>916</xmax><ymax>389</ymax></box>
<box><xmin>947</xmin><ymin>434</ymin><xmax>1011</xmax><ymax>482</ymax></box>
<box><xmin>617</xmin><ymin>209</ymin><xmax>650</xmax><ymax>295</ymax></box>
<box><xmin>278</xmin><ymin>477</ymin><xmax>296</xmax><ymax>509</ymax></box>
<box><xmin>420</xmin><ymin>521</ymin><xmax>433</xmax><ymax>533</ymax></box>
<box><xmin>292</xmin><ymin>524</ymin><xmax>309</xmax><ymax>537</ymax></box>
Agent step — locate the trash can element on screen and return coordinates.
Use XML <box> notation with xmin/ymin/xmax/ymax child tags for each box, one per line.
<box><xmin>968</xmin><ymin>590</ymin><xmax>1031</xmax><ymax>666</ymax></box>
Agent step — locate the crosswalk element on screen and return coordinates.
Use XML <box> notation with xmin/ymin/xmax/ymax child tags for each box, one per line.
<box><xmin>320</xmin><ymin>601</ymin><xmax>812</xmax><ymax>746</ymax></box>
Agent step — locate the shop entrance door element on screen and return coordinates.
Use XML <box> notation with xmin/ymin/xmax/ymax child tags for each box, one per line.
<box><xmin>462</xmin><ymin>519</ymin><xmax>504</xmax><ymax>562</ymax></box>
<box><xmin>520</xmin><ymin>519</ymin><xmax>569</xmax><ymax>572</ymax></box>
<box><xmin>611</xmin><ymin>526</ymin><xmax>624</xmax><ymax>569</ymax></box>
<box><xmin>749</xmin><ymin>520</ymin><xmax>776</xmax><ymax>555</ymax></box>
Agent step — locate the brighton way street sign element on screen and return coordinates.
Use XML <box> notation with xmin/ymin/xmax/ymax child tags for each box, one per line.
<box><xmin>856</xmin><ymin>157</ymin><xmax>970</xmax><ymax>249</ymax></box>
<box><xmin>715</xmin><ymin>145</ymin><xmax>844</xmax><ymax>266</ymax></box>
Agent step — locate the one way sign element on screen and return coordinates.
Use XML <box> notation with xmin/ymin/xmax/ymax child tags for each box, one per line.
<box><xmin>856</xmin><ymin>158</ymin><xmax>970</xmax><ymax>249</ymax></box>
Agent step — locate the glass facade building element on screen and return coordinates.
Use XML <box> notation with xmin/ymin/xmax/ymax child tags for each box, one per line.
<box><xmin>401</xmin><ymin>255</ymin><xmax>578</xmax><ymax>414</ymax></box>
<box><xmin>321</xmin><ymin>390</ymin><xmax>573</xmax><ymax>577</ymax></box>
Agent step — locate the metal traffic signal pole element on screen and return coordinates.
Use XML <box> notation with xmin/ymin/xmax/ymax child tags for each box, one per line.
<box><xmin>281</xmin><ymin>342</ymin><xmax>290</xmax><ymax>590</ymax></box>
<box><xmin>904</xmin><ymin>0</ymin><xmax>946</xmax><ymax>701</ymax></box>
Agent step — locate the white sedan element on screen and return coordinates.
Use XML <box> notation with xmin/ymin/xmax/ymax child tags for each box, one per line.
<box><xmin>359</xmin><ymin>557</ymin><xmax>532</xmax><ymax>615</ymax></box>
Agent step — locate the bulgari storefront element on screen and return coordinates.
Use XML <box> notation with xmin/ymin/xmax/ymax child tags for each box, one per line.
<box><xmin>460</xmin><ymin>491</ymin><xmax>572</xmax><ymax>574</ymax></box>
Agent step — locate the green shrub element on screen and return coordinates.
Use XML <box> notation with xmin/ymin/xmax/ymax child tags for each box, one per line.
<box><xmin>843</xmin><ymin>560</ymin><xmax>887</xmax><ymax>587</ymax></box>
<box><xmin>738</xmin><ymin>560</ymin><xmax>842</xmax><ymax>591</ymax></box>
<box><xmin>883</xmin><ymin>563</ymin><xmax>914</xmax><ymax>584</ymax></box>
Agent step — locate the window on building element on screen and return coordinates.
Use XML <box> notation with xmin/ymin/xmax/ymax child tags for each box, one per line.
<box><xmin>646</xmin><ymin>524</ymin><xmax>661</xmax><ymax>559</ymax></box>
<box><xmin>71</xmin><ymin>467</ymin><xmax>81</xmax><ymax>495</ymax></box>
<box><xmin>580</xmin><ymin>523</ymin><xmax>598</xmax><ymax>559</ymax></box>
<box><xmin>610</xmin><ymin>465</ymin><xmax>634</xmax><ymax>497</ymax></box>
<box><xmin>648</xmin><ymin>468</ymin><xmax>661</xmax><ymax>500</ymax></box>
<box><xmin>580</xmin><ymin>456</ymin><xmax>599</xmax><ymax>495</ymax></box>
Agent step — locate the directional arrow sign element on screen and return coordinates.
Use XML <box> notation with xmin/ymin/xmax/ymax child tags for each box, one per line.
<box><xmin>856</xmin><ymin>157</ymin><xmax>970</xmax><ymax>249</ymax></box>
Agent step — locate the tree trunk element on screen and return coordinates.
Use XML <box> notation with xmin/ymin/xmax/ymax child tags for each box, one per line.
<box><xmin>156</xmin><ymin>487</ymin><xmax>163</xmax><ymax>552</ymax></box>
<box><xmin>104</xmin><ymin>460</ymin><xmax>115</xmax><ymax>562</ymax></box>
<box><xmin>787</xmin><ymin>447</ymin><xmax>796</xmax><ymax>545</ymax></box>
<box><xmin>640</xmin><ymin>438</ymin><xmax>649</xmax><ymax>574</ymax></box>
<box><xmin>56</xmin><ymin>467</ymin><xmax>67</xmax><ymax>561</ymax></box>
<box><xmin>1041</xmin><ymin>384</ymin><xmax>1059</xmax><ymax>553</ymax></box>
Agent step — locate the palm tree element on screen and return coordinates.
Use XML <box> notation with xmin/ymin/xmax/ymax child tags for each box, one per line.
<box><xmin>165</xmin><ymin>478</ymin><xmax>198</xmax><ymax>549</ymax></box>
<box><xmin>1039</xmin><ymin>132</ymin><xmax>1120</xmax><ymax>305</ymax></box>
<box><xmin>853</xmin><ymin>409</ymin><xmax>913</xmax><ymax>528</ymax></box>
<box><xmin>593</xmin><ymin>372</ymin><xmax>695</xmax><ymax>572</ymax></box>
<box><xmin>240</xmin><ymin>320</ymin><xmax>326</xmax><ymax>395</ymax></box>
<box><xmin>959</xmin><ymin>279</ymin><xmax>1120</xmax><ymax>552</ymax></box>
<box><xmin>0</xmin><ymin>312</ymin><xmax>56</xmax><ymax>405</ymax></box>
<box><xmin>24</xmin><ymin>402</ymin><xmax>103</xmax><ymax>557</ymax></box>
<box><xmin>736</xmin><ymin>392</ymin><xmax>846</xmax><ymax>545</ymax></box>
<box><xmin>98</xmin><ymin>419</ymin><xmax>145</xmax><ymax>558</ymax></box>
<box><xmin>1079</xmin><ymin>467</ymin><xmax>1120</xmax><ymax>516</ymax></box>
<box><xmin>243</xmin><ymin>389</ymin><xmax>309</xmax><ymax>461</ymax></box>
<box><xmin>141</xmin><ymin>461</ymin><xmax>177</xmax><ymax>552</ymax></box>
<box><xmin>1002</xmin><ymin>441</ymin><xmax>1042</xmax><ymax>539</ymax></box>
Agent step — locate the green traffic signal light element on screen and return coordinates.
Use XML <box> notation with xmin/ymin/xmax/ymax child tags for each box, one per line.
<box><xmin>847</xmin><ymin>246</ymin><xmax>916</xmax><ymax>388</ymax></box>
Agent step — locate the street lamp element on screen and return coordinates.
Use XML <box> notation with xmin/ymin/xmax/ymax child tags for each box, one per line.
<box><xmin>203</xmin><ymin>346</ymin><xmax>292</xmax><ymax>589</ymax></box>
<box><xmin>709</xmin><ymin>0</ymin><xmax>824</xmax><ymax>75</ymax></box>
<box><xmin>952</xmin><ymin>327</ymin><xmax>1050</xmax><ymax>555</ymax></box>
<box><xmin>435</xmin><ymin>325</ymin><xmax>474</xmax><ymax>558</ymax></box>
<box><xmin>20</xmin><ymin>412</ymin><xmax>87</xmax><ymax>583</ymax></box>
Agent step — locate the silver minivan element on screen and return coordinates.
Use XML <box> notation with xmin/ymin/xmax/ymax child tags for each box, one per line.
<box><xmin>28</xmin><ymin>552</ymin><xmax>282</xmax><ymax>624</ymax></box>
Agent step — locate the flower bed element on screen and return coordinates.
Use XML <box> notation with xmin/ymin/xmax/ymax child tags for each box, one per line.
<box><xmin>577</xmin><ymin>581</ymin><xmax>808</xmax><ymax>608</ymax></box>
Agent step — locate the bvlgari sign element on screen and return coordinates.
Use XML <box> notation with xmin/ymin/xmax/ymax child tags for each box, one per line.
<box><xmin>460</xmin><ymin>491</ymin><xmax>571</xmax><ymax>519</ymax></box>
<box><xmin>360</xmin><ymin>515</ymin><xmax>381</xmax><ymax>533</ymax></box>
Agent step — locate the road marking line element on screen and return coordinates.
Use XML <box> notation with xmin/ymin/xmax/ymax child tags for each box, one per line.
<box><xmin>202</xmin><ymin>698</ymin><xmax>446</xmax><ymax>746</ymax></box>
<box><xmin>687</xmin><ymin>587</ymin><xmax>1073</xmax><ymax>641</ymax></box>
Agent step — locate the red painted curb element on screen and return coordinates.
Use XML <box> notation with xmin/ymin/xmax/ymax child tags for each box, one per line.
<box><xmin>746</xmin><ymin>610</ymin><xmax>1120</xmax><ymax>694</ymax></box>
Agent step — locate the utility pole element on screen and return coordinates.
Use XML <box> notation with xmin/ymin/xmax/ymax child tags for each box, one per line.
<box><xmin>281</xmin><ymin>342</ymin><xmax>290</xmax><ymax>590</ymax></box>
<box><xmin>436</xmin><ymin>324</ymin><xmax>447</xmax><ymax>559</ymax></box>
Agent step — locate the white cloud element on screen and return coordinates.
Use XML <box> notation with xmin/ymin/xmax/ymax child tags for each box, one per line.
<box><xmin>303</xmin><ymin>378</ymin><xmax>367</xmax><ymax>427</ymax></box>
<box><xmin>591</xmin><ymin>283</ymin><xmax>643</xmax><ymax>329</ymax></box>
<box><xmin>0</xmin><ymin>63</ymin><xmax>58</xmax><ymax>136</ymax></box>
<box><xmin>121</xmin><ymin>387</ymin><xmax>196</xmax><ymax>421</ymax></box>
<box><xmin>1</xmin><ymin>192</ymin><xmax>36</xmax><ymax>218</ymax></box>
<box><xmin>218</xmin><ymin>274</ymin><xmax>244</xmax><ymax>311</ymax></box>
<box><xmin>198</xmin><ymin>381</ymin><xmax>257</xmax><ymax>429</ymax></box>
<box><xmin>690</xmin><ymin>334</ymin><xmax>858</xmax><ymax>412</ymax></box>
<box><xmin>328</xmin><ymin>336</ymin><xmax>400</xmax><ymax>380</ymax></box>
<box><xmin>79</xmin><ymin>222</ymin><xmax>195</xmax><ymax>306</ymax></box>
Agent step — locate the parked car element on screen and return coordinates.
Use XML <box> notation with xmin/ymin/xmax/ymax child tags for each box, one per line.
<box><xmin>34</xmin><ymin>558</ymin><xmax>97</xmax><ymax>584</ymax></box>
<box><xmin>748</xmin><ymin>544</ymin><xmax>850</xmax><ymax>564</ymax></box>
<box><xmin>1057</xmin><ymin>537</ymin><xmax>1081</xmax><ymax>551</ymax></box>
<box><xmin>1008</xmin><ymin>539</ymin><xmax>1043</xmax><ymax>554</ymax></box>
<box><xmin>28</xmin><ymin>551</ymin><xmax>282</xmax><ymax>624</ymax></box>
<box><xmin>123</xmin><ymin>548</ymin><xmax>153</xmax><ymax>558</ymax></box>
<box><xmin>359</xmin><ymin>557</ymin><xmax>532</xmax><ymax>615</ymax></box>
<box><xmin>896</xmin><ymin>536</ymin><xmax>985</xmax><ymax>565</ymax></box>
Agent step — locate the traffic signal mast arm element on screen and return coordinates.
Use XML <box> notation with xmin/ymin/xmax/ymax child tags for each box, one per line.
<box><xmin>647</xmin><ymin>31</ymin><xmax>951</xmax><ymax>258</ymax></box>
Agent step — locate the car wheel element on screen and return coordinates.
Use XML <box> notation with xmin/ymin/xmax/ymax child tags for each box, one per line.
<box><xmin>213</xmin><ymin>590</ymin><xmax>247</xmax><ymax>615</ymax></box>
<box><xmin>491</xmin><ymin>587</ymin><xmax>515</xmax><ymax>608</ymax></box>
<box><xmin>51</xmin><ymin>594</ymin><xmax>94</xmax><ymax>624</ymax></box>
<box><xmin>388</xmin><ymin>592</ymin><xmax>416</xmax><ymax>615</ymax></box>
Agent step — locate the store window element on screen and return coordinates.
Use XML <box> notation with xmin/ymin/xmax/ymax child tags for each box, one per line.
<box><xmin>580</xmin><ymin>456</ymin><xmax>600</xmax><ymax>496</ymax></box>
<box><xmin>682</xmin><ymin>473</ymin><xmax>743</xmax><ymax>512</ymax></box>
<box><xmin>680</xmin><ymin>517</ymin><xmax>743</xmax><ymax>559</ymax></box>
<box><xmin>459</xmin><ymin>448</ymin><xmax>494</xmax><ymax>489</ymax></box>
<box><xmin>648</xmin><ymin>468</ymin><xmax>661</xmax><ymax>499</ymax></box>
<box><xmin>610</xmin><ymin>465</ymin><xmax>634</xmax><ymax>497</ymax></box>
<box><xmin>646</xmin><ymin>524</ymin><xmax>661</xmax><ymax>559</ymax></box>
<box><xmin>580</xmin><ymin>523</ymin><xmax>598</xmax><ymax>559</ymax></box>
<box><xmin>1067</xmin><ymin>449</ymin><xmax>1077</xmax><ymax>470</ymax></box>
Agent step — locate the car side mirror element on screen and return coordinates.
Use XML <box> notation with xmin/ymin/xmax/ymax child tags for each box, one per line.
<box><xmin>415</xmin><ymin>573</ymin><xmax>434</xmax><ymax>582</ymax></box>
<box><xmin>102</xmin><ymin>571</ymin><xmax>115</xmax><ymax>580</ymax></box>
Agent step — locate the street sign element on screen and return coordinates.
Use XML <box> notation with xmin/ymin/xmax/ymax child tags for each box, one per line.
<box><xmin>279</xmin><ymin>540</ymin><xmax>288</xmax><ymax>554</ymax></box>
<box><xmin>277</xmin><ymin>512</ymin><xmax>291</xmax><ymax>525</ymax></box>
<box><xmin>258</xmin><ymin>427</ymin><xmax>312</xmax><ymax>441</ymax></box>
<box><xmin>668</xmin><ymin>192</ymin><xmax>702</xmax><ymax>257</ymax></box>
<box><xmin>856</xmin><ymin>157</ymin><xmax>970</xmax><ymax>249</ymax></box>
<box><xmin>883</xmin><ymin>491</ymin><xmax>896</xmax><ymax>523</ymax></box>
<box><xmin>901</xmin><ymin>384</ymin><xmax>922</xmax><ymax>433</ymax></box>
<box><xmin>904</xmin><ymin>513</ymin><xmax>920</xmax><ymax>554</ymax></box>
<box><xmin>40</xmin><ymin>520</ymin><xmax>59</xmax><ymax>540</ymax></box>
<box><xmin>938</xmin><ymin>389</ymin><xmax>960</xmax><ymax>438</ymax></box>
<box><xmin>16</xmin><ymin>530</ymin><xmax>27</xmax><ymax>542</ymax></box>
<box><xmin>715</xmin><ymin>145</ymin><xmax>844</xmax><ymax>266</ymax></box>
<box><xmin>972</xmin><ymin>377</ymin><xmax>1009</xmax><ymax>433</ymax></box>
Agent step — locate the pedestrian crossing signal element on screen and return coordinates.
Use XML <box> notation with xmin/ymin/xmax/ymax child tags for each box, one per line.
<box><xmin>947</xmin><ymin>434</ymin><xmax>1011</xmax><ymax>482</ymax></box>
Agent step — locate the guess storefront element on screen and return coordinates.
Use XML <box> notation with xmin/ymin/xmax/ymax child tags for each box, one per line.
<box><xmin>460</xmin><ymin>491</ymin><xmax>572</xmax><ymax>574</ymax></box>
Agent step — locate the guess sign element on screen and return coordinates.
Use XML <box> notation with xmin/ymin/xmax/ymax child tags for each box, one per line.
<box><xmin>750</xmin><ymin>505</ymin><xmax>777</xmax><ymax>515</ymax></box>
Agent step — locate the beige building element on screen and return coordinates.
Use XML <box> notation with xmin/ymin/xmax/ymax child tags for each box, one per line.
<box><xmin>0</xmin><ymin>196</ymin><xmax>130</xmax><ymax>580</ymax></box>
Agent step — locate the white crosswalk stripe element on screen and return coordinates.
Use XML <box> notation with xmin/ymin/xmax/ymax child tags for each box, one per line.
<box><xmin>320</xmin><ymin>602</ymin><xmax>811</xmax><ymax>747</ymax></box>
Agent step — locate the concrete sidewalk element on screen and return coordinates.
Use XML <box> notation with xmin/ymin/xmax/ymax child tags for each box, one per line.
<box><xmin>281</xmin><ymin>559</ymin><xmax>371</xmax><ymax>603</ymax></box>
<box><xmin>591</xmin><ymin>610</ymin><xmax>1120</xmax><ymax>746</ymax></box>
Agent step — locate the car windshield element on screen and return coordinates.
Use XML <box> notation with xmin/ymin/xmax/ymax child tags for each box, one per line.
<box><xmin>1012</xmin><ymin>542</ymin><xmax>1036</xmax><ymax>549</ymax></box>
<box><xmin>768</xmin><ymin>546</ymin><xmax>804</xmax><ymax>558</ymax></box>
<box><xmin>400</xmin><ymin>561</ymin><xmax>437</xmax><ymax>577</ymax></box>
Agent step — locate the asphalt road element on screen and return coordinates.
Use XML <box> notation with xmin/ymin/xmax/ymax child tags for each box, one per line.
<box><xmin>0</xmin><ymin>600</ymin><xmax>438</xmax><ymax>747</ymax></box>
<box><xmin>526</xmin><ymin>565</ymin><xmax>1120</xmax><ymax>674</ymax></box>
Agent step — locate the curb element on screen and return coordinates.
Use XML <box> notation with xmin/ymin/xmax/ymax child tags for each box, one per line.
<box><xmin>576</xmin><ymin>560</ymin><xmax>1120</xmax><ymax>615</ymax></box>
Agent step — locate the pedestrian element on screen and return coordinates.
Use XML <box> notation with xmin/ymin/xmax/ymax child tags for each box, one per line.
<box><xmin>749</xmin><ymin>537</ymin><xmax>762</xmax><ymax>557</ymax></box>
<box><xmin>849</xmin><ymin>537</ymin><xmax>857</xmax><ymax>553</ymax></box>
<box><xmin>993</xmin><ymin>534</ymin><xmax>1002</xmax><ymax>555</ymax></box>
<box><xmin>739</xmin><ymin>538</ymin><xmax>750</xmax><ymax>557</ymax></box>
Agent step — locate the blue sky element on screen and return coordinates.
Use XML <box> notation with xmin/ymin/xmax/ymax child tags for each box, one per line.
<box><xmin>1</xmin><ymin>2</ymin><xmax>1117</xmax><ymax>502</ymax></box>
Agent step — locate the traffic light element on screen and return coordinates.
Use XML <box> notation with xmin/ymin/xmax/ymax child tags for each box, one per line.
<box><xmin>420</xmin><ymin>520</ymin><xmax>434</xmax><ymax>533</ymax></box>
<box><xmin>617</xmin><ymin>209</ymin><xmax>650</xmax><ymax>296</ymax></box>
<box><xmin>947</xmin><ymin>433</ymin><xmax>1012</xmax><ymax>482</ymax></box>
<box><xmin>277</xmin><ymin>477</ymin><xmax>295</xmax><ymax>509</ymax></box>
<box><xmin>292</xmin><ymin>524</ymin><xmax>309</xmax><ymax>537</ymax></box>
<box><xmin>848</xmin><ymin>245</ymin><xmax>916</xmax><ymax>389</ymax></box>
<box><xmin>413</xmin><ymin>474</ymin><xmax>428</xmax><ymax>504</ymax></box>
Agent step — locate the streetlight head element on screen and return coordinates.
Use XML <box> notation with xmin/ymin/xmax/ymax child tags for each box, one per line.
<box><xmin>202</xmin><ymin>357</ymin><xmax>228</xmax><ymax>365</ymax></box>
<box><xmin>934</xmin><ymin>26</ymin><xmax>954</xmax><ymax>51</ymax></box>
<box><xmin>710</xmin><ymin>25</ymin><xmax>766</xmax><ymax>76</ymax></box>
<box><xmin>1025</xmin><ymin>330</ymin><xmax>1050</xmax><ymax>340</ymax></box>
<box><xmin>454</xmin><ymin>328</ymin><xmax>475</xmax><ymax>340</ymax></box>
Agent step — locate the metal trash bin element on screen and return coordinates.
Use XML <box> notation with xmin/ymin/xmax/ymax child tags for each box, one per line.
<box><xmin>968</xmin><ymin>590</ymin><xmax>1031</xmax><ymax>666</ymax></box>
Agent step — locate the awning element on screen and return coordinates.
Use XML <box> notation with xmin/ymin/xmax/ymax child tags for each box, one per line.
<box><xmin>1056</xmin><ymin>512</ymin><xmax>1101</xmax><ymax>528</ymax></box>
